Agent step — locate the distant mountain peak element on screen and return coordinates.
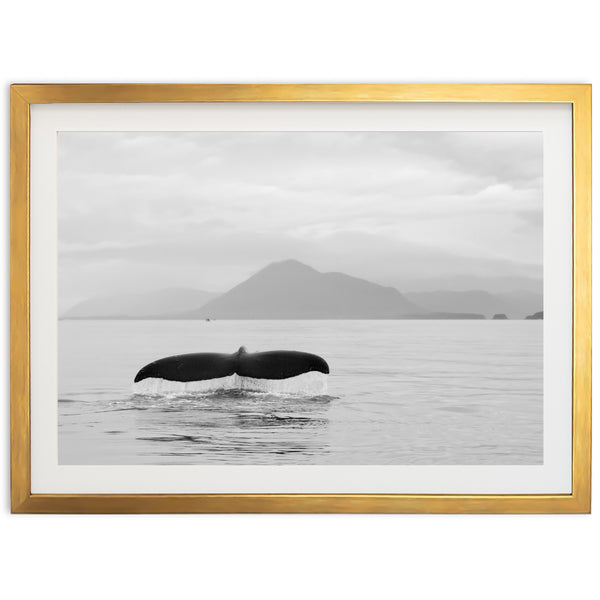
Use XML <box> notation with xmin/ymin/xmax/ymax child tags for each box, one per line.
<box><xmin>274</xmin><ymin>258</ymin><xmax>308</xmax><ymax>267</ymax></box>
<box><xmin>183</xmin><ymin>260</ymin><xmax>420</xmax><ymax>319</ymax></box>
<box><xmin>261</xmin><ymin>259</ymin><xmax>317</xmax><ymax>273</ymax></box>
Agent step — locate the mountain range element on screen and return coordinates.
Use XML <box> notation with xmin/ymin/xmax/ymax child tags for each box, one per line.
<box><xmin>182</xmin><ymin>260</ymin><xmax>423</xmax><ymax>319</ymax></box>
<box><xmin>62</xmin><ymin>288</ymin><xmax>217</xmax><ymax>319</ymax></box>
<box><xmin>404</xmin><ymin>289</ymin><xmax>541</xmax><ymax>320</ymax></box>
<box><xmin>61</xmin><ymin>260</ymin><xmax>541</xmax><ymax>320</ymax></box>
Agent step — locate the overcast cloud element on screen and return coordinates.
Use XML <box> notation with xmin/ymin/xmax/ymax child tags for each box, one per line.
<box><xmin>58</xmin><ymin>131</ymin><xmax>543</xmax><ymax>311</ymax></box>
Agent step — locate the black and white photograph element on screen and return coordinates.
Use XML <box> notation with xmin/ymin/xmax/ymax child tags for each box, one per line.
<box><xmin>58</xmin><ymin>130</ymin><xmax>543</xmax><ymax>466</ymax></box>
<box><xmin>5</xmin><ymin>1</ymin><xmax>598</xmax><ymax>597</ymax></box>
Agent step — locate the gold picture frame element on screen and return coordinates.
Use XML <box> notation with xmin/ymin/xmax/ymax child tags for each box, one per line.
<box><xmin>10</xmin><ymin>84</ymin><xmax>591</xmax><ymax>513</ymax></box>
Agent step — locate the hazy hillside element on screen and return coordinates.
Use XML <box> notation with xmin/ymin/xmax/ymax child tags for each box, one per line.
<box><xmin>405</xmin><ymin>289</ymin><xmax>542</xmax><ymax>319</ymax></box>
<box><xmin>62</xmin><ymin>288</ymin><xmax>217</xmax><ymax>319</ymax></box>
<box><xmin>525</xmin><ymin>311</ymin><xmax>543</xmax><ymax>320</ymax></box>
<box><xmin>394</xmin><ymin>275</ymin><xmax>543</xmax><ymax>295</ymax></box>
<box><xmin>181</xmin><ymin>260</ymin><xmax>422</xmax><ymax>319</ymax></box>
<box><xmin>403</xmin><ymin>311</ymin><xmax>485</xmax><ymax>320</ymax></box>
<box><xmin>63</xmin><ymin>262</ymin><xmax>539</xmax><ymax>320</ymax></box>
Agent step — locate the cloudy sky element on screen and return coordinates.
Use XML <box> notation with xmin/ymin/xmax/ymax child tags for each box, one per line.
<box><xmin>58</xmin><ymin>131</ymin><xmax>543</xmax><ymax>311</ymax></box>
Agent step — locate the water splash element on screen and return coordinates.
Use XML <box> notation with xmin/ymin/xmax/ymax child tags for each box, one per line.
<box><xmin>132</xmin><ymin>371</ymin><xmax>328</xmax><ymax>397</ymax></box>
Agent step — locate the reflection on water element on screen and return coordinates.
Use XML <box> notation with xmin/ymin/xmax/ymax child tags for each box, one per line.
<box><xmin>59</xmin><ymin>320</ymin><xmax>543</xmax><ymax>465</ymax></box>
<box><xmin>60</xmin><ymin>389</ymin><xmax>335</xmax><ymax>464</ymax></box>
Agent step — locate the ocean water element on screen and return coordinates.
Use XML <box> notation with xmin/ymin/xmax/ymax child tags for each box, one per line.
<box><xmin>58</xmin><ymin>320</ymin><xmax>543</xmax><ymax>465</ymax></box>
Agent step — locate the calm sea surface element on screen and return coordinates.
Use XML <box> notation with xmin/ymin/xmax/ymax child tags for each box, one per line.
<box><xmin>59</xmin><ymin>320</ymin><xmax>543</xmax><ymax>465</ymax></box>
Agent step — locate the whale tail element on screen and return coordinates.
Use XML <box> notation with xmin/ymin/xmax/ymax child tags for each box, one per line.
<box><xmin>133</xmin><ymin>348</ymin><xmax>329</xmax><ymax>396</ymax></box>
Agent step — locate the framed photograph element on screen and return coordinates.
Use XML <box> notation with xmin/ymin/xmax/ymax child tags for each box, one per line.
<box><xmin>10</xmin><ymin>84</ymin><xmax>591</xmax><ymax>513</ymax></box>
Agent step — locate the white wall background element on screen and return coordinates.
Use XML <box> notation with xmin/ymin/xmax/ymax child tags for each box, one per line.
<box><xmin>1</xmin><ymin>1</ymin><xmax>596</xmax><ymax>598</ymax></box>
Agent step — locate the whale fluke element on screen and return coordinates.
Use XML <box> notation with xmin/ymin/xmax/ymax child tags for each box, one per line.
<box><xmin>133</xmin><ymin>348</ymin><xmax>329</xmax><ymax>395</ymax></box>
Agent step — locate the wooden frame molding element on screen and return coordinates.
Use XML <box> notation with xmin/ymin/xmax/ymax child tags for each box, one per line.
<box><xmin>10</xmin><ymin>84</ymin><xmax>592</xmax><ymax>513</ymax></box>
